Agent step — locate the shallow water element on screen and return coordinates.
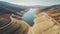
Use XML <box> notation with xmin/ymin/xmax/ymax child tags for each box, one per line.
<box><xmin>23</xmin><ymin>9</ymin><xmax>36</xmax><ymax>26</ymax></box>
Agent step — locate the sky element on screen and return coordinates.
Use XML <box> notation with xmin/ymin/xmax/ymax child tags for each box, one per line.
<box><xmin>0</xmin><ymin>0</ymin><xmax>60</xmax><ymax>6</ymax></box>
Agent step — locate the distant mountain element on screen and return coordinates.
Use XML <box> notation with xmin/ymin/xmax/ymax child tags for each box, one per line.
<box><xmin>0</xmin><ymin>1</ymin><xmax>46</xmax><ymax>10</ymax></box>
<box><xmin>0</xmin><ymin>1</ymin><xmax>26</xmax><ymax>11</ymax></box>
<box><xmin>0</xmin><ymin>1</ymin><xmax>46</xmax><ymax>12</ymax></box>
<box><xmin>41</xmin><ymin>4</ymin><xmax>60</xmax><ymax>12</ymax></box>
<box><xmin>27</xmin><ymin>5</ymin><xmax>46</xmax><ymax>9</ymax></box>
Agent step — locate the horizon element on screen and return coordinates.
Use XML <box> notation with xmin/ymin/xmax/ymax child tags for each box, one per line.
<box><xmin>0</xmin><ymin>0</ymin><xmax>60</xmax><ymax>6</ymax></box>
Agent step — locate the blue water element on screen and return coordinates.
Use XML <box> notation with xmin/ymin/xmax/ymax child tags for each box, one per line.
<box><xmin>23</xmin><ymin>9</ymin><xmax>36</xmax><ymax>26</ymax></box>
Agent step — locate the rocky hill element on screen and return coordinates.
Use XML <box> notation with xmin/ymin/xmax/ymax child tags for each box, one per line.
<box><xmin>39</xmin><ymin>4</ymin><xmax>60</xmax><ymax>23</ymax></box>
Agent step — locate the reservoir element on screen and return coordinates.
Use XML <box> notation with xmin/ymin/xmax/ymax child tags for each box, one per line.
<box><xmin>23</xmin><ymin>8</ymin><xmax>36</xmax><ymax>26</ymax></box>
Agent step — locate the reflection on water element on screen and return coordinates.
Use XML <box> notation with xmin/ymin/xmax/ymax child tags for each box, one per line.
<box><xmin>23</xmin><ymin>9</ymin><xmax>36</xmax><ymax>26</ymax></box>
